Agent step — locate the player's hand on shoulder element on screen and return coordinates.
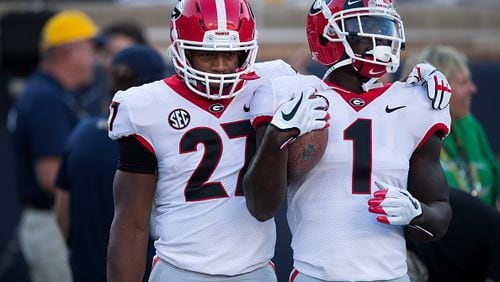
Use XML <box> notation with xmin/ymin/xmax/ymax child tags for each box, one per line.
<box><xmin>405</xmin><ymin>62</ymin><xmax>452</xmax><ymax>110</ymax></box>
<box><xmin>270</xmin><ymin>87</ymin><xmax>329</xmax><ymax>138</ymax></box>
<box><xmin>368</xmin><ymin>181</ymin><xmax>422</xmax><ymax>226</ymax></box>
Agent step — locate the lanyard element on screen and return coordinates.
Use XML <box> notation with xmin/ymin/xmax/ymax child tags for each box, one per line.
<box><xmin>441</xmin><ymin>131</ymin><xmax>482</xmax><ymax>197</ymax></box>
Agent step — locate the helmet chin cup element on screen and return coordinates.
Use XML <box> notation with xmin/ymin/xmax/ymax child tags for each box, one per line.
<box><xmin>367</xmin><ymin>46</ymin><xmax>392</xmax><ymax>63</ymax></box>
<box><xmin>352</xmin><ymin>55</ymin><xmax>387</xmax><ymax>78</ymax></box>
<box><xmin>353</xmin><ymin>45</ymin><xmax>399</xmax><ymax>78</ymax></box>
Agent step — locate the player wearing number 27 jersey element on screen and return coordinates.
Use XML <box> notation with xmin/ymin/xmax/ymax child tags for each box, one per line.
<box><xmin>106</xmin><ymin>1</ymin><xmax>298</xmax><ymax>281</ymax></box>
<box><xmin>108</xmin><ymin>59</ymin><xmax>295</xmax><ymax>276</ymax></box>
<box><xmin>249</xmin><ymin>74</ymin><xmax>451</xmax><ymax>280</ymax></box>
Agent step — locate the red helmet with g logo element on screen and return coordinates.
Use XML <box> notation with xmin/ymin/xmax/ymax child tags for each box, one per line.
<box><xmin>169</xmin><ymin>0</ymin><xmax>258</xmax><ymax>99</ymax></box>
<box><xmin>307</xmin><ymin>0</ymin><xmax>405</xmax><ymax>78</ymax></box>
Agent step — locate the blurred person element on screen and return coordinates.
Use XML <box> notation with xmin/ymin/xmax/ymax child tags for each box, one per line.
<box><xmin>96</xmin><ymin>21</ymin><xmax>148</xmax><ymax>79</ymax></box>
<box><xmin>77</xmin><ymin>21</ymin><xmax>149</xmax><ymax>118</ymax></box>
<box><xmin>7</xmin><ymin>10</ymin><xmax>97</xmax><ymax>282</ymax></box>
<box><xmin>403</xmin><ymin>45</ymin><xmax>500</xmax><ymax>282</ymax></box>
<box><xmin>243</xmin><ymin>0</ymin><xmax>453</xmax><ymax>281</ymax></box>
<box><xmin>54</xmin><ymin>45</ymin><xmax>165</xmax><ymax>282</ymax></box>
<box><xmin>404</xmin><ymin>46</ymin><xmax>499</xmax><ymax>209</ymax></box>
<box><xmin>100</xmin><ymin>22</ymin><xmax>147</xmax><ymax>55</ymax></box>
<box><xmin>407</xmin><ymin>188</ymin><xmax>500</xmax><ymax>282</ymax></box>
<box><xmin>106</xmin><ymin>1</ymin><xmax>298</xmax><ymax>281</ymax></box>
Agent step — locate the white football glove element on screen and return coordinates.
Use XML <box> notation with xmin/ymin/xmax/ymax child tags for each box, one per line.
<box><xmin>406</xmin><ymin>62</ymin><xmax>452</xmax><ymax>110</ymax></box>
<box><xmin>271</xmin><ymin>87</ymin><xmax>329</xmax><ymax>138</ymax></box>
<box><xmin>368</xmin><ymin>181</ymin><xmax>422</xmax><ymax>226</ymax></box>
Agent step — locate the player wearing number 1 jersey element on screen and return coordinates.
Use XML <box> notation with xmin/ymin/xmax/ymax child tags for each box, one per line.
<box><xmin>106</xmin><ymin>1</ymin><xmax>296</xmax><ymax>282</ymax></box>
<box><xmin>243</xmin><ymin>0</ymin><xmax>452</xmax><ymax>281</ymax></box>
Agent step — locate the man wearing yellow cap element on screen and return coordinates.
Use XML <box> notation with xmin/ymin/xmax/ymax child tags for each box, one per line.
<box><xmin>8</xmin><ymin>10</ymin><xmax>97</xmax><ymax>282</ymax></box>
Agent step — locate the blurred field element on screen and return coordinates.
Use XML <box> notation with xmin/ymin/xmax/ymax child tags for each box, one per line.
<box><xmin>1</xmin><ymin>1</ymin><xmax>500</xmax><ymax>62</ymax></box>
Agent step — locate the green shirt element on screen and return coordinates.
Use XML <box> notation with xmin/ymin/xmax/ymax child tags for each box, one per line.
<box><xmin>440</xmin><ymin>114</ymin><xmax>499</xmax><ymax>209</ymax></box>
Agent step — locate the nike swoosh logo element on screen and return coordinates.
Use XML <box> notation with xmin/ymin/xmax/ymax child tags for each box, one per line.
<box><xmin>243</xmin><ymin>104</ymin><xmax>250</xmax><ymax>112</ymax></box>
<box><xmin>410</xmin><ymin>198</ymin><xmax>420</xmax><ymax>210</ymax></box>
<box><xmin>281</xmin><ymin>94</ymin><xmax>303</xmax><ymax>121</ymax></box>
<box><xmin>347</xmin><ymin>0</ymin><xmax>362</xmax><ymax>5</ymax></box>
<box><xmin>369</xmin><ymin>69</ymin><xmax>386</xmax><ymax>76</ymax></box>
<box><xmin>385</xmin><ymin>105</ymin><xmax>406</xmax><ymax>113</ymax></box>
<box><xmin>399</xmin><ymin>190</ymin><xmax>420</xmax><ymax>210</ymax></box>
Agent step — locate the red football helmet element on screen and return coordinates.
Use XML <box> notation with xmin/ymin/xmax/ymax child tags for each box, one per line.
<box><xmin>169</xmin><ymin>0</ymin><xmax>258</xmax><ymax>99</ymax></box>
<box><xmin>307</xmin><ymin>0</ymin><xmax>405</xmax><ymax>79</ymax></box>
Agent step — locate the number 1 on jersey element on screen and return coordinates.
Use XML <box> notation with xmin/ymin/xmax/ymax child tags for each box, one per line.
<box><xmin>344</xmin><ymin>118</ymin><xmax>373</xmax><ymax>194</ymax></box>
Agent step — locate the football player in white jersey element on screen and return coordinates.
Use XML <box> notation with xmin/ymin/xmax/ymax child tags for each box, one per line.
<box><xmin>106</xmin><ymin>0</ymin><xmax>297</xmax><ymax>281</ymax></box>
<box><xmin>243</xmin><ymin>0</ymin><xmax>453</xmax><ymax>281</ymax></box>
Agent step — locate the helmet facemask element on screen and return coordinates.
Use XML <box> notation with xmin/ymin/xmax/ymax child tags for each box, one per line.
<box><xmin>307</xmin><ymin>0</ymin><xmax>405</xmax><ymax>82</ymax></box>
<box><xmin>319</xmin><ymin>3</ymin><xmax>405</xmax><ymax>79</ymax></box>
<box><xmin>169</xmin><ymin>30</ymin><xmax>258</xmax><ymax>100</ymax></box>
<box><xmin>169</xmin><ymin>0</ymin><xmax>259</xmax><ymax>100</ymax></box>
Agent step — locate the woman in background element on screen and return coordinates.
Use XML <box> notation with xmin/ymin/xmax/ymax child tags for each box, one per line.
<box><xmin>404</xmin><ymin>45</ymin><xmax>500</xmax><ymax>282</ymax></box>
<box><xmin>405</xmin><ymin>45</ymin><xmax>498</xmax><ymax>210</ymax></box>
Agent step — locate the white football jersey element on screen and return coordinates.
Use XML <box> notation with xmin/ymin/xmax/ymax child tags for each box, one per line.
<box><xmin>251</xmin><ymin>75</ymin><xmax>451</xmax><ymax>281</ymax></box>
<box><xmin>108</xmin><ymin>60</ymin><xmax>296</xmax><ymax>275</ymax></box>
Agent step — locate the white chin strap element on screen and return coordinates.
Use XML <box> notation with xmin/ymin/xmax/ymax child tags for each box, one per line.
<box><xmin>322</xmin><ymin>58</ymin><xmax>353</xmax><ymax>80</ymax></box>
<box><xmin>362</xmin><ymin>78</ymin><xmax>383</xmax><ymax>92</ymax></box>
<box><xmin>322</xmin><ymin>58</ymin><xmax>383</xmax><ymax>92</ymax></box>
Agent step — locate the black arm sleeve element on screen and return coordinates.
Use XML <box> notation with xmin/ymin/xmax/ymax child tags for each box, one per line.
<box><xmin>117</xmin><ymin>136</ymin><xmax>157</xmax><ymax>174</ymax></box>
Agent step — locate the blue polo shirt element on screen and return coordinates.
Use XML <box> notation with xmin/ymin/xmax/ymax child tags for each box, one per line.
<box><xmin>56</xmin><ymin>114</ymin><xmax>116</xmax><ymax>282</ymax></box>
<box><xmin>10</xmin><ymin>70</ymin><xmax>79</xmax><ymax>209</ymax></box>
<box><xmin>55</xmin><ymin>114</ymin><xmax>155</xmax><ymax>282</ymax></box>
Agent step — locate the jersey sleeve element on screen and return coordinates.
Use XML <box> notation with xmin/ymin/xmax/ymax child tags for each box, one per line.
<box><xmin>253</xmin><ymin>59</ymin><xmax>297</xmax><ymax>79</ymax></box>
<box><xmin>250</xmin><ymin>74</ymin><xmax>325</xmax><ymax>129</ymax></box>
<box><xmin>404</xmin><ymin>83</ymin><xmax>451</xmax><ymax>148</ymax></box>
<box><xmin>107</xmin><ymin>84</ymin><xmax>160</xmax><ymax>171</ymax></box>
<box><xmin>249</xmin><ymin>77</ymin><xmax>280</xmax><ymax>128</ymax></box>
<box><xmin>107</xmin><ymin>90</ymin><xmax>138</xmax><ymax>140</ymax></box>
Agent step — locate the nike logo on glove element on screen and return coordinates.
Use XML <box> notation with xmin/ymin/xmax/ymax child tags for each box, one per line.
<box><xmin>281</xmin><ymin>93</ymin><xmax>303</xmax><ymax>121</ymax></box>
<box><xmin>385</xmin><ymin>105</ymin><xmax>406</xmax><ymax>113</ymax></box>
<box><xmin>410</xmin><ymin>198</ymin><xmax>419</xmax><ymax>210</ymax></box>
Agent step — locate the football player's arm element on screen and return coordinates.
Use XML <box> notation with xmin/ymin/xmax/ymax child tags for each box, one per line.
<box><xmin>107</xmin><ymin>137</ymin><xmax>157</xmax><ymax>282</ymax></box>
<box><xmin>406</xmin><ymin>134</ymin><xmax>452</xmax><ymax>241</ymax></box>
<box><xmin>244</xmin><ymin>87</ymin><xmax>329</xmax><ymax>221</ymax></box>
<box><xmin>243</xmin><ymin>123</ymin><xmax>298</xmax><ymax>222</ymax></box>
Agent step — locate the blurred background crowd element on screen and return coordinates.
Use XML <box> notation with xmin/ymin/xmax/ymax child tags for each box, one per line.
<box><xmin>0</xmin><ymin>0</ymin><xmax>498</xmax><ymax>282</ymax></box>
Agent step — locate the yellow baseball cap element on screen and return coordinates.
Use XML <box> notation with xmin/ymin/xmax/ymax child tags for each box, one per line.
<box><xmin>40</xmin><ymin>10</ymin><xmax>98</xmax><ymax>50</ymax></box>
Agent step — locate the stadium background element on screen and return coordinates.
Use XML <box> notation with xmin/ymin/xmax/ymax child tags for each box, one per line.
<box><xmin>0</xmin><ymin>0</ymin><xmax>499</xmax><ymax>281</ymax></box>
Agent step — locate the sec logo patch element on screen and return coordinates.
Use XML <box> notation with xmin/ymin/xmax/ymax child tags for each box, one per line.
<box><xmin>169</xmin><ymin>109</ymin><xmax>190</xmax><ymax>130</ymax></box>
